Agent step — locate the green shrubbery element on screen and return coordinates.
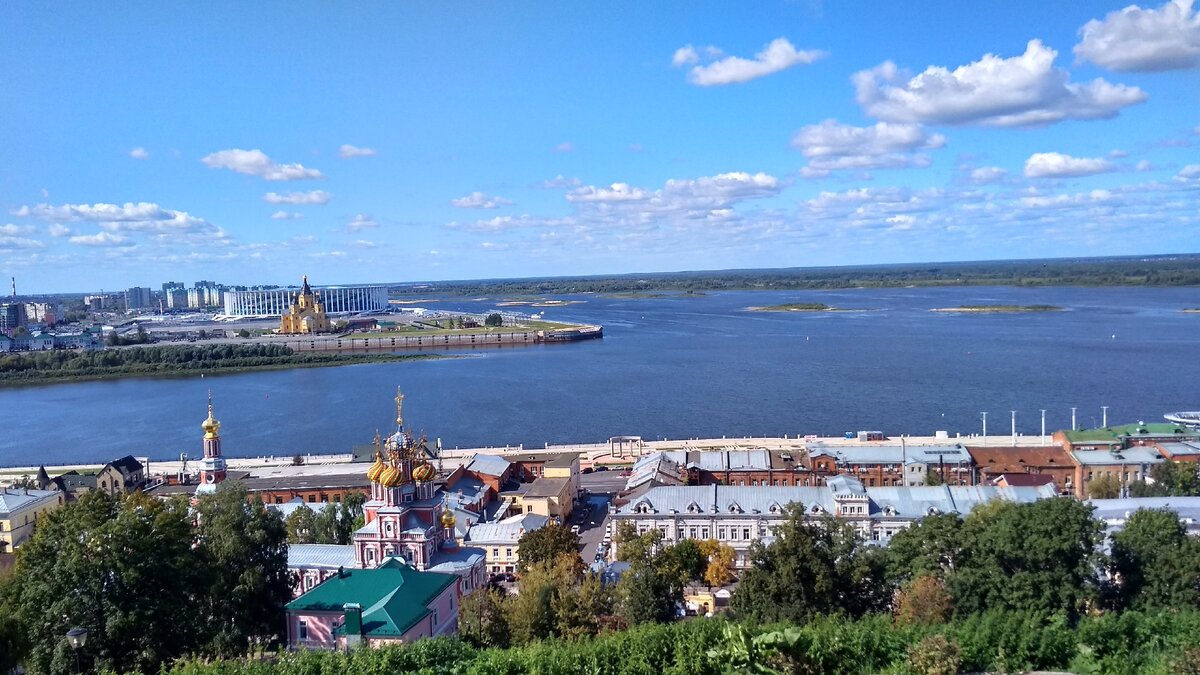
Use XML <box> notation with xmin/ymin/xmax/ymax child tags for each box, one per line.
<box><xmin>158</xmin><ymin>611</ymin><xmax>1200</xmax><ymax>675</ymax></box>
<box><xmin>0</xmin><ymin>343</ymin><xmax>426</xmax><ymax>383</ymax></box>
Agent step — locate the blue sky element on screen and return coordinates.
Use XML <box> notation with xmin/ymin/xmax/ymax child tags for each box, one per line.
<box><xmin>2</xmin><ymin>1</ymin><xmax>1198</xmax><ymax>293</ymax></box>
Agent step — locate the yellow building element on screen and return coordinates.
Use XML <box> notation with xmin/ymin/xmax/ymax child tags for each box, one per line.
<box><xmin>0</xmin><ymin>487</ymin><xmax>64</xmax><ymax>553</ymax></box>
<box><xmin>279</xmin><ymin>275</ymin><xmax>332</xmax><ymax>335</ymax></box>
<box><xmin>509</xmin><ymin>476</ymin><xmax>574</xmax><ymax>521</ymax></box>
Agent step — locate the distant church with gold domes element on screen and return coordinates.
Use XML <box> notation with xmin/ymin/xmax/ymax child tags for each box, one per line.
<box><xmin>279</xmin><ymin>275</ymin><xmax>331</xmax><ymax>334</ymax></box>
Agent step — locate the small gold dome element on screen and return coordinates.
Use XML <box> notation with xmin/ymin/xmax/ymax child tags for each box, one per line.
<box><xmin>412</xmin><ymin>463</ymin><xmax>435</xmax><ymax>482</ymax></box>
<box><xmin>366</xmin><ymin>450</ymin><xmax>386</xmax><ymax>483</ymax></box>
<box><xmin>440</xmin><ymin>507</ymin><xmax>456</xmax><ymax>528</ymax></box>
<box><xmin>201</xmin><ymin>392</ymin><xmax>220</xmax><ymax>439</ymax></box>
<box><xmin>380</xmin><ymin>465</ymin><xmax>403</xmax><ymax>488</ymax></box>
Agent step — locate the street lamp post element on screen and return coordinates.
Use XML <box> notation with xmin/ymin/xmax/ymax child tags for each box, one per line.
<box><xmin>65</xmin><ymin>627</ymin><xmax>87</xmax><ymax>674</ymax></box>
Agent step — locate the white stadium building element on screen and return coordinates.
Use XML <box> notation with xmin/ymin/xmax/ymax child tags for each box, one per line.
<box><xmin>222</xmin><ymin>285</ymin><xmax>389</xmax><ymax>317</ymax></box>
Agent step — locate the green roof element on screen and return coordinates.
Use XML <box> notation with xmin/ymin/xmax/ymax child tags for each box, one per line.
<box><xmin>286</xmin><ymin>558</ymin><xmax>457</xmax><ymax>637</ymax></box>
<box><xmin>1062</xmin><ymin>428</ymin><xmax>1120</xmax><ymax>443</ymax></box>
<box><xmin>1109</xmin><ymin>422</ymin><xmax>1200</xmax><ymax>438</ymax></box>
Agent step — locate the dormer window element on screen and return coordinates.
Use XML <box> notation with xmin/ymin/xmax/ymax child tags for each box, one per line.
<box><xmin>728</xmin><ymin>503</ymin><xmax>743</xmax><ymax>514</ymax></box>
<box><xmin>811</xmin><ymin>505</ymin><xmax>823</xmax><ymax>514</ymax></box>
<box><xmin>636</xmin><ymin>503</ymin><xmax>651</xmax><ymax>514</ymax></box>
<box><xmin>768</xmin><ymin>503</ymin><xmax>779</xmax><ymax>514</ymax></box>
<box><xmin>927</xmin><ymin>506</ymin><xmax>940</xmax><ymax>516</ymax></box>
<box><xmin>686</xmin><ymin>502</ymin><xmax>700</xmax><ymax>514</ymax></box>
<box><xmin>884</xmin><ymin>505</ymin><xmax>896</xmax><ymax>517</ymax></box>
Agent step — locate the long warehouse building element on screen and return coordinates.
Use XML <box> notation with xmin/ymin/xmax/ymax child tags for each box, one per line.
<box><xmin>223</xmin><ymin>285</ymin><xmax>389</xmax><ymax>317</ymax></box>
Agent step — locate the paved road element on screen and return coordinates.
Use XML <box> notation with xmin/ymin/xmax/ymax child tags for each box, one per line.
<box><xmin>575</xmin><ymin>471</ymin><xmax>628</xmax><ymax>564</ymax></box>
<box><xmin>581</xmin><ymin>471</ymin><xmax>628</xmax><ymax>493</ymax></box>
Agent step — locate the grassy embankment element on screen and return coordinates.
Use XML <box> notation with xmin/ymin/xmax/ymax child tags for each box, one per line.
<box><xmin>0</xmin><ymin>343</ymin><xmax>441</xmax><ymax>386</ymax></box>
<box><xmin>930</xmin><ymin>304</ymin><xmax>1062</xmax><ymax>313</ymax></box>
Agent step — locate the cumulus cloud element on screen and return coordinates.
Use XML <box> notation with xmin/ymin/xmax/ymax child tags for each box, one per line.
<box><xmin>854</xmin><ymin>40</ymin><xmax>1148</xmax><ymax>126</ymax></box>
<box><xmin>47</xmin><ymin>224</ymin><xmax>72</xmax><ymax>237</ymax></box>
<box><xmin>68</xmin><ymin>232</ymin><xmax>129</xmax><ymax>247</ymax></box>
<box><xmin>0</xmin><ymin>235</ymin><xmax>44</xmax><ymax>250</ymax></box>
<box><xmin>1024</xmin><ymin>152</ymin><xmax>1115</xmax><ymax>178</ymax></box>
<box><xmin>129</xmin><ymin>147</ymin><xmax>149</xmax><ymax>160</ymax></box>
<box><xmin>970</xmin><ymin>166</ymin><xmax>1009</xmax><ymax>184</ymax></box>
<box><xmin>1075</xmin><ymin>0</ymin><xmax>1200</xmax><ymax>72</ymax></box>
<box><xmin>201</xmin><ymin>148</ymin><xmax>323</xmax><ymax>180</ymax></box>
<box><xmin>346</xmin><ymin>214</ymin><xmax>378</xmax><ymax>232</ymax></box>
<box><xmin>270</xmin><ymin>210</ymin><xmax>303</xmax><ymax>220</ymax></box>
<box><xmin>354</xmin><ymin>239</ymin><xmax>379</xmax><ymax>248</ymax></box>
<box><xmin>567</xmin><ymin>172</ymin><xmax>780</xmax><ymax>211</ymax></box>
<box><xmin>791</xmin><ymin>119</ymin><xmax>946</xmax><ymax>170</ymax></box>
<box><xmin>264</xmin><ymin>190</ymin><xmax>332</xmax><ymax>205</ymax></box>
<box><xmin>451</xmin><ymin>191</ymin><xmax>514</xmax><ymax>209</ymax></box>
<box><xmin>16</xmin><ymin>201</ymin><xmax>221</xmax><ymax>240</ymax></box>
<box><xmin>1176</xmin><ymin>164</ymin><xmax>1200</xmax><ymax>181</ymax></box>
<box><xmin>679</xmin><ymin>38</ymin><xmax>826</xmax><ymax>86</ymax></box>
<box><xmin>338</xmin><ymin>144</ymin><xmax>377</xmax><ymax>158</ymax></box>
<box><xmin>1019</xmin><ymin>189</ymin><xmax>1115</xmax><ymax>208</ymax></box>
<box><xmin>537</xmin><ymin>175</ymin><xmax>583</xmax><ymax>189</ymax></box>
<box><xmin>0</xmin><ymin>224</ymin><xmax>34</xmax><ymax>236</ymax></box>
<box><xmin>672</xmin><ymin>45</ymin><xmax>700</xmax><ymax>66</ymax></box>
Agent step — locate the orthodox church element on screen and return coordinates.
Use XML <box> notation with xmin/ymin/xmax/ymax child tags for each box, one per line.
<box><xmin>279</xmin><ymin>274</ymin><xmax>331</xmax><ymax>334</ymax></box>
<box><xmin>287</xmin><ymin>388</ymin><xmax>487</xmax><ymax>597</ymax></box>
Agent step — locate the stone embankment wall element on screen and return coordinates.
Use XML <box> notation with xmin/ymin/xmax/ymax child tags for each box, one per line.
<box><xmin>287</xmin><ymin>331</ymin><xmax>540</xmax><ymax>352</ymax></box>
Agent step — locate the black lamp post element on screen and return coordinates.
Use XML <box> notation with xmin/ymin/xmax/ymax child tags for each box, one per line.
<box><xmin>65</xmin><ymin>627</ymin><xmax>87</xmax><ymax>674</ymax></box>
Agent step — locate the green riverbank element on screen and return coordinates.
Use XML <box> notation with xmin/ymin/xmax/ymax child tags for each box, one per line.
<box><xmin>0</xmin><ymin>343</ymin><xmax>445</xmax><ymax>387</ymax></box>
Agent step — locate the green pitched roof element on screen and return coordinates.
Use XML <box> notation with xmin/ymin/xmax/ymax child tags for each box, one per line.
<box><xmin>1062</xmin><ymin>428</ymin><xmax>1120</xmax><ymax>443</ymax></box>
<box><xmin>1109</xmin><ymin>422</ymin><xmax>1200</xmax><ymax>438</ymax></box>
<box><xmin>286</xmin><ymin>558</ymin><xmax>457</xmax><ymax>637</ymax></box>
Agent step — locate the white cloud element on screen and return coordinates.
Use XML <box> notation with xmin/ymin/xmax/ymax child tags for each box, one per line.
<box><xmin>201</xmin><ymin>148</ymin><xmax>323</xmax><ymax>181</ymax></box>
<box><xmin>1176</xmin><ymin>164</ymin><xmax>1200</xmax><ymax>181</ymax></box>
<box><xmin>554</xmin><ymin>141</ymin><xmax>575</xmax><ymax>153</ymax></box>
<box><xmin>346</xmin><ymin>214</ymin><xmax>378</xmax><ymax>232</ymax></box>
<box><xmin>538</xmin><ymin>175</ymin><xmax>583</xmax><ymax>189</ymax></box>
<box><xmin>451</xmin><ymin>191</ymin><xmax>514</xmax><ymax>209</ymax></box>
<box><xmin>970</xmin><ymin>166</ymin><xmax>1009</xmax><ymax>184</ymax></box>
<box><xmin>1136</xmin><ymin>159</ymin><xmax>1154</xmax><ymax>171</ymax></box>
<box><xmin>68</xmin><ymin>232</ymin><xmax>129</xmax><ymax>247</ymax></box>
<box><xmin>672</xmin><ymin>45</ymin><xmax>700</xmax><ymax>67</ymax></box>
<box><xmin>567</xmin><ymin>183</ymin><xmax>652</xmax><ymax>203</ymax></box>
<box><xmin>0</xmin><ymin>234</ymin><xmax>43</xmax><ymax>249</ymax></box>
<box><xmin>791</xmin><ymin>119</ymin><xmax>946</xmax><ymax>170</ymax></box>
<box><xmin>47</xmin><ymin>224</ymin><xmax>72</xmax><ymax>237</ymax></box>
<box><xmin>354</xmin><ymin>239</ymin><xmax>379</xmax><ymax>248</ymax></box>
<box><xmin>683</xmin><ymin>38</ymin><xmax>826</xmax><ymax>86</ymax></box>
<box><xmin>16</xmin><ymin>201</ymin><xmax>221</xmax><ymax>239</ymax></box>
<box><xmin>338</xmin><ymin>144</ymin><xmax>377</xmax><ymax>158</ymax></box>
<box><xmin>1024</xmin><ymin>152</ymin><xmax>1115</xmax><ymax>178</ymax></box>
<box><xmin>1019</xmin><ymin>189</ymin><xmax>1115</xmax><ymax>208</ymax></box>
<box><xmin>1075</xmin><ymin>0</ymin><xmax>1200</xmax><ymax>72</ymax></box>
<box><xmin>568</xmin><ymin>172</ymin><xmax>780</xmax><ymax>210</ymax></box>
<box><xmin>0</xmin><ymin>224</ymin><xmax>33</xmax><ymax>236</ymax></box>
<box><xmin>129</xmin><ymin>147</ymin><xmax>149</xmax><ymax>160</ymax></box>
<box><xmin>264</xmin><ymin>190</ymin><xmax>332</xmax><ymax>205</ymax></box>
<box><xmin>854</xmin><ymin>40</ymin><xmax>1148</xmax><ymax>126</ymax></box>
<box><xmin>270</xmin><ymin>210</ymin><xmax>303</xmax><ymax>220</ymax></box>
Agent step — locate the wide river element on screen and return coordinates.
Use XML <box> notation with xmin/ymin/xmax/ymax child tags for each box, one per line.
<box><xmin>2</xmin><ymin>286</ymin><xmax>1198</xmax><ymax>466</ymax></box>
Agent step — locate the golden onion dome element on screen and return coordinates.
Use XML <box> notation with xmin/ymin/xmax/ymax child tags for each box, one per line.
<box><xmin>440</xmin><ymin>507</ymin><xmax>456</xmax><ymax>529</ymax></box>
<box><xmin>412</xmin><ymin>463</ymin><xmax>435</xmax><ymax>482</ymax></box>
<box><xmin>380</xmin><ymin>465</ymin><xmax>403</xmax><ymax>488</ymax></box>
<box><xmin>366</xmin><ymin>450</ymin><xmax>386</xmax><ymax>483</ymax></box>
<box><xmin>201</xmin><ymin>392</ymin><xmax>220</xmax><ymax>439</ymax></box>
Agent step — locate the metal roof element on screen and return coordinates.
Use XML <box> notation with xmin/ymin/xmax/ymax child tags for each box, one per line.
<box><xmin>614</xmin><ymin>481</ymin><xmax>1056</xmax><ymax>520</ymax></box>
<box><xmin>287</xmin><ymin>543</ymin><xmax>356</xmax><ymax>570</ymax></box>
<box><xmin>808</xmin><ymin>443</ymin><xmax>972</xmax><ymax>465</ymax></box>
<box><xmin>1071</xmin><ymin>447</ymin><xmax>1164</xmax><ymax>465</ymax></box>
<box><xmin>0</xmin><ymin>488</ymin><xmax>59</xmax><ymax>516</ymax></box>
<box><xmin>467</xmin><ymin>454</ymin><xmax>512</xmax><ymax>477</ymax></box>
<box><xmin>465</xmin><ymin>513</ymin><xmax>549</xmax><ymax>545</ymax></box>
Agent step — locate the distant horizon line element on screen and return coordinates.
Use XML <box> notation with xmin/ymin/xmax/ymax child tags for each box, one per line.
<box><xmin>14</xmin><ymin>251</ymin><xmax>1200</xmax><ymax>298</ymax></box>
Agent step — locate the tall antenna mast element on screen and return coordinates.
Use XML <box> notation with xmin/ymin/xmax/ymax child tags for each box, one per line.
<box><xmin>10</xmin><ymin>277</ymin><xmax>14</xmax><ymax>298</ymax></box>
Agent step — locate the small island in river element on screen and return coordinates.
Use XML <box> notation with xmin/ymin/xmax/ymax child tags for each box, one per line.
<box><xmin>930</xmin><ymin>304</ymin><xmax>1062</xmax><ymax>313</ymax></box>
<box><xmin>749</xmin><ymin>303</ymin><xmax>841</xmax><ymax>312</ymax></box>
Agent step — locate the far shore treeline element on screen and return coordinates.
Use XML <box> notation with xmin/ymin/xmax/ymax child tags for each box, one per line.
<box><xmin>386</xmin><ymin>254</ymin><xmax>1200</xmax><ymax>297</ymax></box>
<box><xmin>0</xmin><ymin>343</ymin><xmax>435</xmax><ymax>385</ymax></box>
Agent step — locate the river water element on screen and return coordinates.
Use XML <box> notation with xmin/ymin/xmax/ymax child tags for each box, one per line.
<box><xmin>2</xmin><ymin>286</ymin><xmax>1197</xmax><ymax>466</ymax></box>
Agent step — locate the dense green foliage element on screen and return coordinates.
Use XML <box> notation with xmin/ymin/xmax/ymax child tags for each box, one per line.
<box><xmin>1129</xmin><ymin>460</ymin><xmax>1200</xmax><ymax>497</ymax></box>
<box><xmin>0</xmin><ymin>343</ymin><xmax>434</xmax><ymax>383</ymax></box>
<box><xmin>0</xmin><ymin>483</ymin><xmax>291</xmax><ymax>674</ymax></box>
<box><xmin>389</xmin><ymin>255</ymin><xmax>1200</xmax><ymax>297</ymax></box>
<box><xmin>162</xmin><ymin>610</ymin><xmax>1200</xmax><ymax>675</ymax></box>
<box><xmin>516</xmin><ymin>524</ymin><xmax>582</xmax><ymax>573</ymax></box>
<box><xmin>283</xmin><ymin>493</ymin><xmax>366</xmax><ymax>546</ymax></box>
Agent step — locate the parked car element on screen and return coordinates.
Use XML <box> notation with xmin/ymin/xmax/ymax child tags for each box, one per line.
<box><xmin>571</xmin><ymin>524</ymin><xmax>581</xmax><ymax>534</ymax></box>
<box><xmin>595</xmin><ymin>466</ymin><xmax>609</xmax><ymax>472</ymax></box>
<box><xmin>619</xmin><ymin>470</ymin><xmax>632</xmax><ymax>477</ymax></box>
<box><xmin>582</xmin><ymin>467</ymin><xmax>594</xmax><ymax>474</ymax></box>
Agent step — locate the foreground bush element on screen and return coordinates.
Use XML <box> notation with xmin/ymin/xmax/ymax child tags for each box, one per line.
<box><xmin>161</xmin><ymin>610</ymin><xmax>1200</xmax><ymax>675</ymax></box>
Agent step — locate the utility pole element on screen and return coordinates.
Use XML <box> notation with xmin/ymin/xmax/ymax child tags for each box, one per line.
<box><xmin>981</xmin><ymin>412</ymin><xmax>988</xmax><ymax>446</ymax></box>
<box><xmin>1071</xmin><ymin>407</ymin><xmax>1077</xmax><ymax>431</ymax></box>
<box><xmin>1040</xmin><ymin>409</ymin><xmax>1047</xmax><ymax>444</ymax></box>
<box><xmin>1102</xmin><ymin>406</ymin><xmax>1109</xmax><ymax>428</ymax></box>
<box><xmin>1011</xmin><ymin>410</ymin><xmax>1017</xmax><ymax>444</ymax></box>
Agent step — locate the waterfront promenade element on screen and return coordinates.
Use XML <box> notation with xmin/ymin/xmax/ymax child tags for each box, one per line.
<box><xmin>0</xmin><ymin>431</ymin><xmax>1056</xmax><ymax>481</ymax></box>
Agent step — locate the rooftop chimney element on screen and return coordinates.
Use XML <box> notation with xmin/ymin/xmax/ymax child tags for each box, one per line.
<box><xmin>342</xmin><ymin>603</ymin><xmax>363</xmax><ymax>646</ymax></box>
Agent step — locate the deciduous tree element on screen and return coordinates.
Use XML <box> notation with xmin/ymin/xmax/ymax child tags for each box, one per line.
<box><xmin>1087</xmin><ymin>474</ymin><xmax>1121</xmax><ymax>499</ymax></box>
<box><xmin>516</xmin><ymin>524</ymin><xmax>581</xmax><ymax>573</ymax></box>
<box><xmin>1109</xmin><ymin>508</ymin><xmax>1200</xmax><ymax>610</ymax></box>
